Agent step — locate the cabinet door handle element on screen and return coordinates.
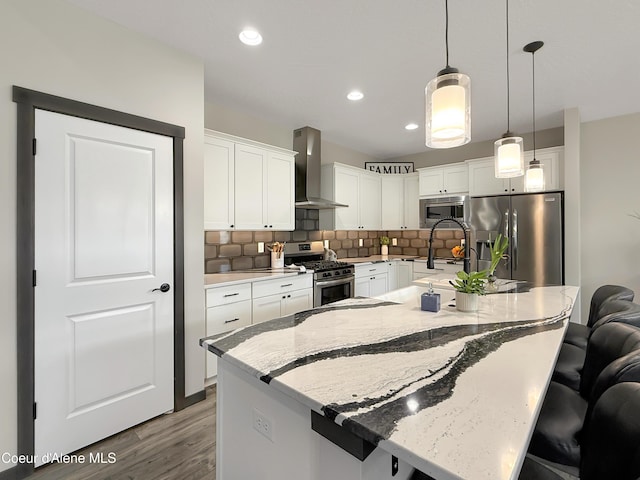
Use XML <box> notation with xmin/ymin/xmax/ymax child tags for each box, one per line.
<box><xmin>223</xmin><ymin>292</ymin><xmax>240</xmax><ymax>298</ymax></box>
<box><xmin>264</xmin><ymin>225</ymin><xmax>268</xmax><ymax>228</ymax></box>
<box><xmin>269</xmin><ymin>225</ymin><xmax>273</xmax><ymax>228</ymax></box>
<box><xmin>230</xmin><ymin>224</ymin><xmax>234</xmax><ymax>228</ymax></box>
<box><xmin>281</xmin><ymin>283</ymin><xmax>293</xmax><ymax>287</ymax></box>
<box><xmin>369</xmin><ymin>269</ymin><xmax>376</xmax><ymax>272</ymax></box>
<box><xmin>287</xmin><ymin>295</ymin><xmax>291</xmax><ymax>298</ymax></box>
<box><xmin>224</xmin><ymin>318</ymin><xmax>240</xmax><ymax>324</ymax></box>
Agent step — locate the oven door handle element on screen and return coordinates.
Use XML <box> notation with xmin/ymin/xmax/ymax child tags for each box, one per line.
<box><xmin>315</xmin><ymin>277</ymin><xmax>354</xmax><ymax>288</ymax></box>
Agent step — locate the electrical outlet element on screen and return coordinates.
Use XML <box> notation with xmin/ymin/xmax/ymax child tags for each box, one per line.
<box><xmin>258</xmin><ymin>242</ymin><xmax>265</xmax><ymax>253</ymax></box>
<box><xmin>253</xmin><ymin>409</ymin><xmax>274</xmax><ymax>442</ymax></box>
<box><xmin>392</xmin><ymin>238</ymin><xmax>397</xmax><ymax>246</ymax></box>
<box><xmin>358</xmin><ymin>238</ymin><xmax>363</xmax><ymax>247</ymax></box>
<box><xmin>460</xmin><ymin>239</ymin><xmax>465</xmax><ymax>248</ymax></box>
<box><xmin>323</xmin><ymin>239</ymin><xmax>329</xmax><ymax>249</ymax></box>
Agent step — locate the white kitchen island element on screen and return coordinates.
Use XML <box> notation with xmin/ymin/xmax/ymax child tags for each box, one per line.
<box><xmin>201</xmin><ymin>284</ymin><xmax>578</xmax><ymax>480</ymax></box>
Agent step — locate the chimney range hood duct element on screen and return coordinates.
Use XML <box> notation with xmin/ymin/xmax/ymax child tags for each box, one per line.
<box><xmin>293</xmin><ymin>126</ymin><xmax>348</xmax><ymax>209</ymax></box>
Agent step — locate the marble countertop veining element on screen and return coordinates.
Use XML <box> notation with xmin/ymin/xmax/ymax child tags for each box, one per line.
<box><xmin>201</xmin><ymin>284</ymin><xmax>579</xmax><ymax>480</ymax></box>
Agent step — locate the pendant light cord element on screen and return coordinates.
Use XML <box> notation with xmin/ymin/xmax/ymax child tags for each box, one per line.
<box><xmin>445</xmin><ymin>0</ymin><xmax>450</xmax><ymax>68</ymax></box>
<box><xmin>505</xmin><ymin>0</ymin><xmax>511</xmax><ymax>132</ymax></box>
<box><xmin>532</xmin><ymin>48</ymin><xmax>536</xmax><ymax>158</ymax></box>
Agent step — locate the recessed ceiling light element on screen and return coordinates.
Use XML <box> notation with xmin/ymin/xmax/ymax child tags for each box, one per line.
<box><xmin>405</xmin><ymin>123</ymin><xmax>419</xmax><ymax>130</ymax></box>
<box><xmin>347</xmin><ymin>91</ymin><xmax>364</xmax><ymax>101</ymax></box>
<box><xmin>239</xmin><ymin>29</ymin><xmax>262</xmax><ymax>46</ymax></box>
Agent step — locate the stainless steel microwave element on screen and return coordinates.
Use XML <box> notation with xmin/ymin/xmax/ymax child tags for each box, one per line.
<box><xmin>419</xmin><ymin>195</ymin><xmax>469</xmax><ymax>229</ymax></box>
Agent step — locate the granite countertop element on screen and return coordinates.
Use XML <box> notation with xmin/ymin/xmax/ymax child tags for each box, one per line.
<box><xmin>204</xmin><ymin>268</ymin><xmax>306</xmax><ymax>288</ymax></box>
<box><xmin>201</xmin><ymin>284</ymin><xmax>579</xmax><ymax>479</ymax></box>
<box><xmin>340</xmin><ymin>254</ymin><xmax>419</xmax><ymax>264</ymax></box>
<box><xmin>413</xmin><ymin>275</ymin><xmax>521</xmax><ymax>292</ymax></box>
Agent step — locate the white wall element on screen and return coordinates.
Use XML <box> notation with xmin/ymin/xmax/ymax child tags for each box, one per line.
<box><xmin>564</xmin><ymin>108</ymin><xmax>582</xmax><ymax>321</ymax></box>
<box><xmin>0</xmin><ymin>1</ymin><xmax>204</xmax><ymax>472</ymax></box>
<box><xmin>580</xmin><ymin>113</ymin><xmax>640</xmax><ymax>316</ymax></box>
<box><xmin>205</xmin><ymin>101</ymin><xmax>379</xmax><ymax>167</ymax></box>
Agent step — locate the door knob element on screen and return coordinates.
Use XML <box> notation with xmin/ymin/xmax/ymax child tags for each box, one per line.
<box><xmin>152</xmin><ymin>283</ymin><xmax>171</xmax><ymax>293</ymax></box>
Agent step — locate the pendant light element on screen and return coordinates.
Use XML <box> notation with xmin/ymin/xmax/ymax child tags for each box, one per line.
<box><xmin>425</xmin><ymin>0</ymin><xmax>471</xmax><ymax>149</ymax></box>
<box><xmin>494</xmin><ymin>0</ymin><xmax>524</xmax><ymax>178</ymax></box>
<box><xmin>524</xmin><ymin>41</ymin><xmax>545</xmax><ymax>192</ymax></box>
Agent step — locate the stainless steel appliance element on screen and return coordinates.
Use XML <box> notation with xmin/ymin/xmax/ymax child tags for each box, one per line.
<box><xmin>469</xmin><ymin>192</ymin><xmax>564</xmax><ymax>285</ymax></box>
<box><xmin>292</xmin><ymin>127</ymin><xmax>348</xmax><ymax>209</ymax></box>
<box><xmin>284</xmin><ymin>242</ymin><xmax>355</xmax><ymax>306</ymax></box>
<box><xmin>419</xmin><ymin>195</ymin><xmax>469</xmax><ymax>229</ymax></box>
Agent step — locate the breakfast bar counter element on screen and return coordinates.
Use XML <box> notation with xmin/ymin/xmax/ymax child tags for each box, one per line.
<box><xmin>201</xmin><ymin>284</ymin><xmax>579</xmax><ymax>480</ymax></box>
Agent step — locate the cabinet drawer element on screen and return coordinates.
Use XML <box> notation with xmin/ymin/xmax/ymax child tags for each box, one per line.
<box><xmin>355</xmin><ymin>263</ymin><xmax>389</xmax><ymax>279</ymax></box>
<box><xmin>206</xmin><ymin>299</ymin><xmax>252</xmax><ymax>337</ymax></box>
<box><xmin>205</xmin><ymin>299</ymin><xmax>252</xmax><ymax>378</ymax></box>
<box><xmin>206</xmin><ymin>282</ymin><xmax>252</xmax><ymax>307</ymax></box>
<box><xmin>252</xmin><ymin>274</ymin><xmax>312</xmax><ymax>298</ymax></box>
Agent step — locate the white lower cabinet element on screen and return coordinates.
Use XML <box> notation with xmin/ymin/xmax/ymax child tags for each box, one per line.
<box><xmin>205</xmin><ymin>283</ymin><xmax>253</xmax><ymax>379</ymax></box>
<box><xmin>252</xmin><ymin>275</ymin><xmax>313</xmax><ymax>324</ymax></box>
<box><xmin>355</xmin><ymin>263</ymin><xmax>389</xmax><ymax>298</ymax></box>
<box><xmin>389</xmin><ymin>261</ymin><xmax>414</xmax><ymax>291</ymax></box>
<box><xmin>205</xmin><ymin>274</ymin><xmax>313</xmax><ymax>381</ymax></box>
<box><xmin>387</xmin><ymin>261</ymin><xmax>415</xmax><ymax>292</ymax></box>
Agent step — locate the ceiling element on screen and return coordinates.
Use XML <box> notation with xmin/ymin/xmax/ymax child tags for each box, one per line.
<box><xmin>67</xmin><ymin>0</ymin><xmax>640</xmax><ymax>159</ymax></box>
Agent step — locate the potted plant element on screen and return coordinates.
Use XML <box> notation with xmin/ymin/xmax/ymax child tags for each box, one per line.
<box><xmin>380</xmin><ymin>236</ymin><xmax>390</xmax><ymax>256</ymax></box>
<box><xmin>487</xmin><ymin>233</ymin><xmax>509</xmax><ymax>292</ymax></box>
<box><xmin>449</xmin><ymin>270</ymin><xmax>487</xmax><ymax>312</ymax></box>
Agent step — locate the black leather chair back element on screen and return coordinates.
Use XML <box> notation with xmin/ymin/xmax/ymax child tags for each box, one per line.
<box><xmin>579</xmin><ymin>322</ymin><xmax>640</xmax><ymax>399</ymax></box>
<box><xmin>580</xmin><ymin>382</ymin><xmax>640</xmax><ymax>480</ymax></box>
<box><xmin>592</xmin><ymin>299</ymin><xmax>640</xmax><ymax>331</ymax></box>
<box><xmin>587</xmin><ymin>285</ymin><xmax>635</xmax><ymax>327</ymax></box>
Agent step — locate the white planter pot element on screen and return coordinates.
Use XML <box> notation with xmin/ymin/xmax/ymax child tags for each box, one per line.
<box><xmin>456</xmin><ymin>291</ymin><xmax>479</xmax><ymax>312</ymax></box>
<box><xmin>381</xmin><ymin>245</ymin><xmax>389</xmax><ymax>255</ymax></box>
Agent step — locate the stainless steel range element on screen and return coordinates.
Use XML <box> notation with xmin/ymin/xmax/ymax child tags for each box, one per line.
<box><xmin>284</xmin><ymin>242</ymin><xmax>355</xmax><ymax>307</ymax></box>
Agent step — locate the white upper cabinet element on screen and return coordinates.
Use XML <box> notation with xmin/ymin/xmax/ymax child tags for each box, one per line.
<box><xmin>319</xmin><ymin>164</ymin><xmax>381</xmax><ymax>230</ymax></box>
<box><xmin>204</xmin><ymin>129</ymin><xmax>295</xmax><ymax>230</ymax></box>
<box><xmin>381</xmin><ymin>173</ymin><xmax>419</xmax><ymax>230</ymax></box>
<box><xmin>403</xmin><ymin>174</ymin><xmax>420</xmax><ymax>229</ymax></box>
<box><xmin>204</xmin><ymin>136</ymin><xmax>235</xmax><ymax>230</ymax></box>
<box><xmin>467</xmin><ymin>146</ymin><xmax>563</xmax><ymax>197</ymax></box>
<box><xmin>418</xmin><ymin>163</ymin><xmax>468</xmax><ymax>197</ymax></box>
<box><xmin>358</xmin><ymin>171</ymin><xmax>382</xmax><ymax>230</ymax></box>
<box><xmin>265</xmin><ymin>151</ymin><xmax>295</xmax><ymax>230</ymax></box>
<box><xmin>234</xmin><ymin>143</ymin><xmax>267</xmax><ymax>229</ymax></box>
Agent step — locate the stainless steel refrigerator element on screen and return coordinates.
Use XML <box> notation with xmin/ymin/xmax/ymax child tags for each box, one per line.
<box><xmin>469</xmin><ymin>192</ymin><xmax>564</xmax><ymax>285</ymax></box>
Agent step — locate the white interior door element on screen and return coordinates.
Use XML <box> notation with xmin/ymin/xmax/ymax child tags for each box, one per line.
<box><xmin>34</xmin><ymin>109</ymin><xmax>174</xmax><ymax>465</ymax></box>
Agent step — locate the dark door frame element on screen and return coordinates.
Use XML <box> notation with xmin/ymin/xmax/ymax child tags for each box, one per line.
<box><xmin>12</xmin><ymin>86</ymin><xmax>199</xmax><ymax>479</ymax></box>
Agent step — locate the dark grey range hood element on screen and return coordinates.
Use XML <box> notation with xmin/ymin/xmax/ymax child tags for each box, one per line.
<box><xmin>293</xmin><ymin>126</ymin><xmax>348</xmax><ymax>209</ymax></box>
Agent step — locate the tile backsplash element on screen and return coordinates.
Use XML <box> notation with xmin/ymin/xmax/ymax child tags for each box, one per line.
<box><xmin>205</xmin><ymin>220</ymin><xmax>466</xmax><ymax>274</ymax></box>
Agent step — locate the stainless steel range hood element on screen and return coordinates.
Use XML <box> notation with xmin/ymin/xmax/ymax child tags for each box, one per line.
<box><xmin>293</xmin><ymin>126</ymin><xmax>347</xmax><ymax>209</ymax></box>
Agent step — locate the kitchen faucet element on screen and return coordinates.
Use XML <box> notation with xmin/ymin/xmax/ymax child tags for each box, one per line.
<box><xmin>427</xmin><ymin>218</ymin><xmax>471</xmax><ymax>274</ymax></box>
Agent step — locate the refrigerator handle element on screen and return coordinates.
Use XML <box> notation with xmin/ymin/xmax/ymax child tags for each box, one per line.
<box><xmin>512</xmin><ymin>208</ymin><xmax>518</xmax><ymax>271</ymax></box>
<box><xmin>504</xmin><ymin>209</ymin><xmax>509</xmax><ymax>239</ymax></box>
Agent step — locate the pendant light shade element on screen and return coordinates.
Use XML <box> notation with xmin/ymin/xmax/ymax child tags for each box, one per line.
<box><xmin>495</xmin><ymin>0</ymin><xmax>524</xmax><ymax>178</ymax></box>
<box><xmin>524</xmin><ymin>41</ymin><xmax>545</xmax><ymax>192</ymax></box>
<box><xmin>524</xmin><ymin>161</ymin><xmax>544</xmax><ymax>192</ymax></box>
<box><xmin>426</xmin><ymin>0</ymin><xmax>471</xmax><ymax>149</ymax></box>
<box><xmin>495</xmin><ymin>135</ymin><xmax>524</xmax><ymax>178</ymax></box>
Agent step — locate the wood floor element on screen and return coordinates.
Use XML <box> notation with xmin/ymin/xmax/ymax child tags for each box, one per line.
<box><xmin>28</xmin><ymin>386</ymin><xmax>216</xmax><ymax>480</ymax></box>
